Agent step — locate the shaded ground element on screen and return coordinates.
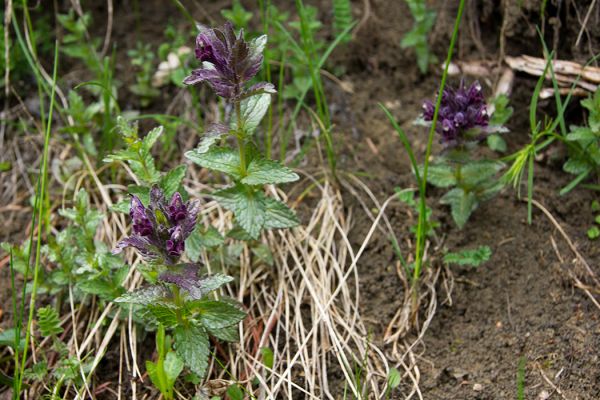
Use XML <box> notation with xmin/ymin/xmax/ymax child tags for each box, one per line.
<box><xmin>330</xmin><ymin>0</ymin><xmax>600</xmax><ymax>398</ymax></box>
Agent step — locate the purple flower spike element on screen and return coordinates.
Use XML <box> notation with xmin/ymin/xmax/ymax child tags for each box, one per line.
<box><xmin>183</xmin><ymin>22</ymin><xmax>274</xmax><ymax>100</ymax></box>
<box><xmin>422</xmin><ymin>80</ymin><xmax>489</xmax><ymax>147</ymax></box>
<box><xmin>114</xmin><ymin>186</ymin><xmax>200</xmax><ymax>264</ymax></box>
<box><xmin>168</xmin><ymin>193</ymin><xmax>187</xmax><ymax>223</ymax></box>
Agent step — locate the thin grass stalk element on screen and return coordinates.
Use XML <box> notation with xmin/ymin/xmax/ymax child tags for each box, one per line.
<box><xmin>275</xmin><ymin>20</ymin><xmax>354</xmax><ymax>168</ymax></box>
<box><xmin>258</xmin><ymin>0</ymin><xmax>275</xmax><ymax>158</ymax></box>
<box><xmin>16</xmin><ymin>41</ymin><xmax>59</xmax><ymax>396</ymax></box>
<box><xmin>413</xmin><ymin>0</ymin><xmax>466</xmax><ymax>288</ymax></box>
<box><xmin>9</xmin><ymin>250</ymin><xmax>19</xmax><ymax>396</ymax></box>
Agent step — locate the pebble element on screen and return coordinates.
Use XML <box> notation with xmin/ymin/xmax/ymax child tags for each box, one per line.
<box><xmin>473</xmin><ymin>383</ymin><xmax>483</xmax><ymax>392</ymax></box>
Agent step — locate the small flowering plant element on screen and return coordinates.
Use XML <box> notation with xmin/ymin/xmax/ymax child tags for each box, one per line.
<box><xmin>184</xmin><ymin>22</ymin><xmax>299</xmax><ymax>239</ymax></box>
<box><xmin>420</xmin><ymin>80</ymin><xmax>506</xmax><ymax>228</ymax></box>
<box><xmin>113</xmin><ymin>186</ymin><xmax>245</xmax><ymax>379</ymax></box>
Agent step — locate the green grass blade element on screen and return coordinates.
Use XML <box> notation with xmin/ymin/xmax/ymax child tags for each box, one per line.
<box><xmin>413</xmin><ymin>0</ymin><xmax>466</xmax><ymax>284</ymax></box>
<box><xmin>17</xmin><ymin>40</ymin><xmax>60</xmax><ymax>394</ymax></box>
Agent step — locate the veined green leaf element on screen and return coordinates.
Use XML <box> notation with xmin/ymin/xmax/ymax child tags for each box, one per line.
<box><xmin>160</xmin><ymin>165</ymin><xmax>187</xmax><ymax>198</ymax></box>
<box><xmin>185</xmin><ymin>148</ymin><xmax>241</xmax><ymax>179</ymax></box>
<box><xmin>196</xmin><ymin>299</ymin><xmax>246</xmax><ymax>330</ymax></box>
<box><xmin>263</xmin><ymin>198</ymin><xmax>299</xmax><ymax>229</ymax></box>
<box><xmin>173</xmin><ymin>324</ymin><xmax>210</xmax><ymax>377</ymax></box>
<box><xmin>212</xmin><ymin>185</ymin><xmax>266</xmax><ymax>239</ymax></box>
<box><xmin>461</xmin><ymin>160</ymin><xmax>504</xmax><ymax>187</ymax></box>
<box><xmin>422</xmin><ymin>163</ymin><xmax>456</xmax><ymax>188</ymax></box>
<box><xmin>232</xmin><ymin>93</ymin><xmax>271</xmax><ymax>135</ymax></box>
<box><xmin>440</xmin><ymin>188</ymin><xmax>477</xmax><ymax>229</ymax></box>
<box><xmin>114</xmin><ymin>285</ymin><xmax>168</xmax><ymax>305</ymax></box>
<box><xmin>242</xmin><ymin>157</ymin><xmax>299</xmax><ymax>185</ymax></box>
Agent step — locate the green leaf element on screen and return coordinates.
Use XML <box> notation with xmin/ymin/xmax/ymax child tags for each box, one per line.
<box><xmin>160</xmin><ymin>165</ymin><xmax>187</xmax><ymax>198</ymax></box>
<box><xmin>192</xmin><ymin>132</ymin><xmax>227</xmax><ymax>154</ymax></box>
<box><xmin>78</xmin><ymin>278</ymin><xmax>121</xmax><ymax>300</ymax></box>
<box><xmin>566</xmin><ymin>126</ymin><xmax>596</xmax><ymax>142</ymax></box>
<box><xmin>591</xmin><ymin>200</ymin><xmax>600</xmax><ymax>212</ymax></box>
<box><xmin>173</xmin><ymin>324</ymin><xmax>210</xmax><ymax>377</ymax></box>
<box><xmin>563</xmin><ymin>158</ymin><xmax>590</xmax><ymax>175</ymax></box>
<box><xmin>587</xmin><ymin>226</ymin><xmax>600</xmax><ymax>240</ymax></box>
<box><xmin>260</xmin><ymin>347</ymin><xmax>274</xmax><ymax>369</ymax></box>
<box><xmin>226</xmin><ymin>384</ymin><xmax>245</xmax><ymax>400</ymax></box>
<box><xmin>164</xmin><ymin>352</ymin><xmax>184</xmax><ymax>385</ymax></box>
<box><xmin>207</xmin><ymin>324</ymin><xmax>239</xmax><ymax>342</ymax></box>
<box><xmin>487</xmin><ymin>134</ymin><xmax>507</xmax><ymax>152</ymax></box>
<box><xmin>212</xmin><ymin>185</ymin><xmax>266</xmax><ymax>239</ymax></box>
<box><xmin>221</xmin><ymin>0</ymin><xmax>253</xmax><ymax>28</ymax></box>
<box><xmin>444</xmin><ymin>245</ymin><xmax>492</xmax><ymax>267</ymax></box>
<box><xmin>110</xmin><ymin>199</ymin><xmax>131</xmax><ymax>213</ymax></box>
<box><xmin>114</xmin><ymin>285</ymin><xmax>168</xmax><ymax>305</ymax></box>
<box><xmin>143</xmin><ymin>126</ymin><xmax>164</xmax><ymax>151</ymax></box>
<box><xmin>199</xmin><ymin>226</ymin><xmax>225</xmax><ymax>248</ymax></box>
<box><xmin>147</xmin><ymin>305</ymin><xmax>178</xmax><ymax>328</ymax></box>
<box><xmin>422</xmin><ymin>163</ymin><xmax>456</xmax><ymax>188</ymax></box>
<box><xmin>440</xmin><ymin>188</ymin><xmax>477</xmax><ymax>229</ymax></box>
<box><xmin>387</xmin><ymin>367</ymin><xmax>401</xmax><ymax>389</ymax></box>
<box><xmin>490</xmin><ymin>94</ymin><xmax>513</xmax><ymax>126</ymax></box>
<box><xmin>0</xmin><ymin>329</ymin><xmax>25</xmax><ymax>351</ymax></box>
<box><xmin>145</xmin><ymin>361</ymin><xmax>164</xmax><ymax>395</ymax></box>
<box><xmin>186</xmin><ymin>226</ymin><xmax>225</xmax><ymax>262</ymax></box>
<box><xmin>233</xmin><ymin>94</ymin><xmax>271</xmax><ymax>135</ymax></box>
<box><xmin>37</xmin><ymin>307</ymin><xmax>63</xmax><ymax>337</ymax></box>
<box><xmin>185</xmin><ymin>148</ymin><xmax>241</xmax><ymax>179</ymax></box>
<box><xmin>195</xmin><ymin>273</ymin><xmax>234</xmax><ymax>296</ymax></box>
<box><xmin>196</xmin><ymin>300</ymin><xmax>246</xmax><ymax>330</ymax></box>
<box><xmin>460</xmin><ymin>161</ymin><xmax>504</xmax><ymax>187</ymax></box>
<box><xmin>242</xmin><ymin>158</ymin><xmax>299</xmax><ymax>185</ymax></box>
<box><xmin>263</xmin><ymin>198</ymin><xmax>299</xmax><ymax>229</ymax></box>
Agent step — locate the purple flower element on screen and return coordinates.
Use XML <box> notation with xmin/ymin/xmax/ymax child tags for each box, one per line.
<box><xmin>422</xmin><ymin>80</ymin><xmax>489</xmax><ymax>147</ymax></box>
<box><xmin>183</xmin><ymin>22</ymin><xmax>275</xmax><ymax>99</ymax></box>
<box><xmin>114</xmin><ymin>186</ymin><xmax>200</xmax><ymax>264</ymax></box>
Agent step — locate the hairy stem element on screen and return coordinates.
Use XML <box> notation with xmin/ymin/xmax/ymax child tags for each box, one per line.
<box><xmin>235</xmin><ymin>100</ymin><xmax>247</xmax><ymax>176</ymax></box>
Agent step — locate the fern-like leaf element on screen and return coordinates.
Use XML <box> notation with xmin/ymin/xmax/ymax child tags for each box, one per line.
<box><xmin>333</xmin><ymin>0</ymin><xmax>353</xmax><ymax>42</ymax></box>
<box><xmin>37</xmin><ymin>306</ymin><xmax>63</xmax><ymax>337</ymax></box>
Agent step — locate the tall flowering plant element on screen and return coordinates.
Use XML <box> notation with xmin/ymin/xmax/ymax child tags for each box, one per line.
<box><xmin>184</xmin><ymin>23</ymin><xmax>299</xmax><ymax>239</ymax></box>
<box><xmin>420</xmin><ymin>80</ymin><xmax>506</xmax><ymax>228</ymax></box>
<box><xmin>112</xmin><ymin>186</ymin><xmax>245</xmax><ymax>379</ymax></box>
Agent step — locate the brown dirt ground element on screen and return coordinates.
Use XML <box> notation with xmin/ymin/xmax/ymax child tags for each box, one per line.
<box><xmin>330</xmin><ymin>0</ymin><xmax>600</xmax><ymax>399</ymax></box>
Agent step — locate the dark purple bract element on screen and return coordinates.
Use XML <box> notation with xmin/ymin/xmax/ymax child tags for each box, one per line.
<box><xmin>113</xmin><ymin>186</ymin><xmax>200</xmax><ymax>263</ymax></box>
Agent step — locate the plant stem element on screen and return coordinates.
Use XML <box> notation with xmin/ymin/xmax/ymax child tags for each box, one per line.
<box><xmin>235</xmin><ymin>100</ymin><xmax>247</xmax><ymax>176</ymax></box>
<box><xmin>412</xmin><ymin>0</ymin><xmax>466</xmax><ymax>288</ymax></box>
<box><xmin>17</xmin><ymin>41</ymin><xmax>60</xmax><ymax>396</ymax></box>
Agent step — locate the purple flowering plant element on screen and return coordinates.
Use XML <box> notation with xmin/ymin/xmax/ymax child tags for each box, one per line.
<box><xmin>111</xmin><ymin>186</ymin><xmax>246</xmax><ymax>379</ymax></box>
<box><xmin>105</xmin><ymin>119</ymin><xmax>246</xmax><ymax>379</ymax></box>
<box><xmin>419</xmin><ymin>80</ymin><xmax>506</xmax><ymax>228</ymax></box>
<box><xmin>183</xmin><ymin>22</ymin><xmax>299</xmax><ymax>239</ymax></box>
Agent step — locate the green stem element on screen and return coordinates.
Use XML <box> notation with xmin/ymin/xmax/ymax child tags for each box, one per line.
<box><xmin>17</xmin><ymin>41</ymin><xmax>60</xmax><ymax>395</ymax></box>
<box><xmin>412</xmin><ymin>0</ymin><xmax>466</xmax><ymax>288</ymax></box>
<box><xmin>172</xmin><ymin>285</ymin><xmax>186</xmax><ymax>326</ymax></box>
<box><xmin>235</xmin><ymin>101</ymin><xmax>247</xmax><ymax>176</ymax></box>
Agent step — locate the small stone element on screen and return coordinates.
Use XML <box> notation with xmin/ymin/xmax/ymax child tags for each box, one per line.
<box><xmin>473</xmin><ymin>383</ymin><xmax>483</xmax><ymax>392</ymax></box>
